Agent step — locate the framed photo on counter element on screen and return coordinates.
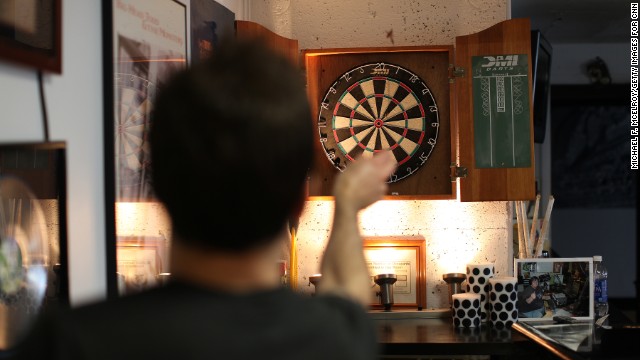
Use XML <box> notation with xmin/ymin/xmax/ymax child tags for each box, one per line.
<box><xmin>363</xmin><ymin>237</ymin><xmax>426</xmax><ymax>310</ymax></box>
<box><xmin>514</xmin><ymin>257</ymin><xmax>593</xmax><ymax>322</ymax></box>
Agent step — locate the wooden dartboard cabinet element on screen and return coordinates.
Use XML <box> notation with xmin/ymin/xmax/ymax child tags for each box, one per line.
<box><xmin>303</xmin><ymin>18</ymin><xmax>536</xmax><ymax>201</ymax></box>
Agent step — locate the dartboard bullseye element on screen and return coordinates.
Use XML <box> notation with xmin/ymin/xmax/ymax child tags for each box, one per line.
<box><xmin>318</xmin><ymin>62</ymin><xmax>439</xmax><ymax>183</ymax></box>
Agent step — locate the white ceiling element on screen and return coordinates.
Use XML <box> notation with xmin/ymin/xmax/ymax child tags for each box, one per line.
<box><xmin>511</xmin><ymin>0</ymin><xmax>629</xmax><ymax>44</ymax></box>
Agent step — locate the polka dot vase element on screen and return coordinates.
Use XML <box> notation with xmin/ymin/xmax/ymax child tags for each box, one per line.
<box><xmin>452</xmin><ymin>293</ymin><xmax>482</xmax><ymax>328</ymax></box>
<box><xmin>466</xmin><ymin>263</ymin><xmax>494</xmax><ymax>322</ymax></box>
<box><xmin>489</xmin><ymin>276</ymin><xmax>519</xmax><ymax>328</ymax></box>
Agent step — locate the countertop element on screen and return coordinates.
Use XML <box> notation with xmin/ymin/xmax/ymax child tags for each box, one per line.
<box><xmin>374</xmin><ymin>316</ymin><xmax>539</xmax><ymax>357</ymax></box>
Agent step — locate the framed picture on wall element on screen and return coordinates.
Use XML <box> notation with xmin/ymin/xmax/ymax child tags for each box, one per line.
<box><xmin>116</xmin><ymin>236</ymin><xmax>169</xmax><ymax>294</ymax></box>
<box><xmin>0</xmin><ymin>141</ymin><xmax>68</xmax><ymax>350</ymax></box>
<box><xmin>514</xmin><ymin>257</ymin><xmax>593</xmax><ymax>322</ymax></box>
<box><xmin>551</xmin><ymin>84</ymin><xmax>633</xmax><ymax>208</ymax></box>
<box><xmin>110</xmin><ymin>0</ymin><xmax>187</xmax><ymax>201</ymax></box>
<box><xmin>363</xmin><ymin>237</ymin><xmax>426</xmax><ymax>310</ymax></box>
<box><xmin>190</xmin><ymin>0</ymin><xmax>235</xmax><ymax>64</ymax></box>
<box><xmin>103</xmin><ymin>0</ymin><xmax>187</xmax><ymax>298</ymax></box>
<box><xmin>0</xmin><ymin>0</ymin><xmax>62</xmax><ymax>73</ymax></box>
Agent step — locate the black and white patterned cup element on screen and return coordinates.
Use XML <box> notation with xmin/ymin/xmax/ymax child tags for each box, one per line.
<box><xmin>489</xmin><ymin>276</ymin><xmax>518</xmax><ymax>328</ymax></box>
<box><xmin>466</xmin><ymin>263</ymin><xmax>494</xmax><ymax>322</ymax></box>
<box><xmin>452</xmin><ymin>293</ymin><xmax>482</xmax><ymax>328</ymax></box>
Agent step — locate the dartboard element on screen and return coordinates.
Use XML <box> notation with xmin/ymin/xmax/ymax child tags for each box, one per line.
<box><xmin>115</xmin><ymin>73</ymin><xmax>156</xmax><ymax>199</ymax></box>
<box><xmin>318</xmin><ymin>62</ymin><xmax>439</xmax><ymax>183</ymax></box>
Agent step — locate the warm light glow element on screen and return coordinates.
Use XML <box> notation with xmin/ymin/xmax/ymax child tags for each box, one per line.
<box><xmin>116</xmin><ymin>202</ymin><xmax>141</xmax><ymax>219</ymax></box>
<box><xmin>359</xmin><ymin>200</ymin><xmax>412</xmax><ymax>231</ymax></box>
<box><xmin>298</xmin><ymin>198</ymin><xmax>510</xmax><ymax>309</ymax></box>
<box><xmin>359</xmin><ymin>200</ymin><xmax>489</xmax><ymax>275</ymax></box>
<box><xmin>430</xmin><ymin>236</ymin><xmax>476</xmax><ymax>274</ymax></box>
<box><xmin>366</xmin><ymin>248</ymin><xmax>406</xmax><ymax>274</ymax></box>
<box><xmin>366</xmin><ymin>248</ymin><xmax>400</xmax><ymax>262</ymax></box>
<box><xmin>115</xmin><ymin>202</ymin><xmax>171</xmax><ymax>238</ymax></box>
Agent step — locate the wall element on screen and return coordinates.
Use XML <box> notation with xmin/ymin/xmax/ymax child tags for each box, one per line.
<box><xmin>548</xmin><ymin>42</ymin><xmax>636</xmax><ymax>298</ymax></box>
<box><xmin>550</xmin><ymin>43</ymin><xmax>629</xmax><ymax>85</ymax></box>
<box><xmin>249</xmin><ymin>0</ymin><xmax>507</xmax><ymax>49</ymax></box>
<box><xmin>0</xmin><ymin>0</ymin><xmax>246</xmax><ymax>306</ymax></box>
<box><xmin>296</xmin><ymin>201</ymin><xmax>513</xmax><ymax>308</ymax></box>
<box><xmin>0</xmin><ymin>1</ymin><xmax>105</xmax><ymax>306</ymax></box>
<box><xmin>250</xmin><ymin>0</ymin><xmax>514</xmax><ymax>309</ymax></box>
<box><xmin>0</xmin><ymin>0</ymin><xmax>516</xmax><ymax>309</ymax></box>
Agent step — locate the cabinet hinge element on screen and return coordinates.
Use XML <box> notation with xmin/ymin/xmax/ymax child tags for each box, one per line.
<box><xmin>448</xmin><ymin>66</ymin><xmax>465</xmax><ymax>83</ymax></box>
<box><xmin>450</xmin><ymin>163</ymin><xmax>468</xmax><ymax>181</ymax></box>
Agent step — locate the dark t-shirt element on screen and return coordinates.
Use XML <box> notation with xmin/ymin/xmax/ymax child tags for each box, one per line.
<box><xmin>518</xmin><ymin>285</ymin><xmax>544</xmax><ymax>313</ymax></box>
<box><xmin>13</xmin><ymin>281</ymin><xmax>379</xmax><ymax>360</ymax></box>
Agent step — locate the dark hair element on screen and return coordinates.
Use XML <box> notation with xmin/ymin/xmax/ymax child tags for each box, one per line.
<box><xmin>149</xmin><ymin>39</ymin><xmax>313</xmax><ymax>251</ymax></box>
<box><xmin>530</xmin><ymin>276</ymin><xmax>539</xmax><ymax>283</ymax></box>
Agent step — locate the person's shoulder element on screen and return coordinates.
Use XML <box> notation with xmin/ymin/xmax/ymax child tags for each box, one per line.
<box><xmin>311</xmin><ymin>292</ymin><xmax>369</xmax><ymax>313</ymax></box>
<box><xmin>283</xmin><ymin>293</ymin><xmax>379</xmax><ymax>359</ymax></box>
<box><xmin>292</xmin><ymin>292</ymin><xmax>374</xmax><ymax>330</ymax></box>
<box><xmin>276</xmin><ymin>289</ymin><xmax>364</xmax><ymax>311</ymax></box>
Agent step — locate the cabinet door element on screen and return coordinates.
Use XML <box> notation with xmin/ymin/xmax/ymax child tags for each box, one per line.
<box><xmin>235</xmin><ymin>21</ymin><xmax>299</xmax><ymax>66</ymax></box>
<box><xmin>455</xmin><ymin>18</ymin><xmax>536</xmax><ymax>201</ymax></box>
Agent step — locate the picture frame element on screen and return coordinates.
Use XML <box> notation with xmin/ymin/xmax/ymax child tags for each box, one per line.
<box><xmin>0</xmin><ymin>0</ymin><xmax>62</xmax><ymax>73</ymax></box>
<box><xmin>551</xmin><ymin>84</ymin><xmax>633</xmax><ymax>208</ymax></box>
<box><xmin>0</xmin><ymin>141</ymin><xmax>68</xmax><ymax>307</ymax></box>
<box><xmin>514</xmin><ymin>257</ymin><xmax>594</xmax><ymax>322</ymax></box>
<box><xmin>109</xmin><ymin>0</ymin><xmax>187</xmax><ymax>202</ymax></box>
<box><xmin>103</xmin><ymin>0</ymin><xmax>187</xmax><ymax>298</ymax></box>
<box><xmin>116</xmin><ymin>236</ymin><xmax>169</xmax><ymax>295</ymax></box>
<box><xmin>363</xmin><ymin>236</ymin><xmax>426</xmax><ymax>310</ymax></box>
<box><xmin>190</xmin><ymin>0</ymin><xmax>235</xmax><ymax>65</ymax></box>
<box><xmin>0</xmin><ymin>141</ymin><xmax>68</xmax><ymax>350</ymax></box>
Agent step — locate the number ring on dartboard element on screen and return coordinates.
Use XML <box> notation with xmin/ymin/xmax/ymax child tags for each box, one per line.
<box><xmin>317</xmin><ymin>62</ymin><xmax>439</xmax><ymax>183</ymax></box>
<box><xmin>114</xmin><ymin>73</ymin><xmax>156</xmax><ymax>195</ymax></box>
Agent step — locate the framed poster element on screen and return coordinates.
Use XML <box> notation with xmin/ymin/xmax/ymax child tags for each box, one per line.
<box><xmin>111</xmin><ymin>0</ymin><xmax>187</xmax><ymax>201</ymax></box>
<box><xmin>103</xmin><ymin>0</ymin><xmax>187</xmax><ymax>298</ymax></box>
<box><xmin>190</xmin><ymin>0</ymin><xmax>235</xmax><ymax>64</ymax></box>
<box><xmin>514</xmin><ymin>257</ymin><xmax>594</xmax><ymax>322</ymax></box>
<box><xmin>363</xmin><ymin>237</ymin><xmax>426</xmax><ymax>310</ymax></box>
<box><xmin>0</xmin><ymin>0</ymin><xmax>62</xmax><ymax>73</ymax></box>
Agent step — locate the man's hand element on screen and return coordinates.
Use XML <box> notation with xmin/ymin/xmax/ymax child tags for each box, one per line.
<box><xmin>318</xmin><ymin>152</ymin><xmax>397</xmax><ymax>306</ymax></box>
<box><xmin>333</xmin><ymin>151</ymin><xmax>397</xmax><ymax>213</ymax></box>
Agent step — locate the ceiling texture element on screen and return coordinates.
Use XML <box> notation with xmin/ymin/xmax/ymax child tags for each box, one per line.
<box><xmin>511</xmin><ymin>0</ymin><xmax>629</xmax><ymax>44</ymax></box>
